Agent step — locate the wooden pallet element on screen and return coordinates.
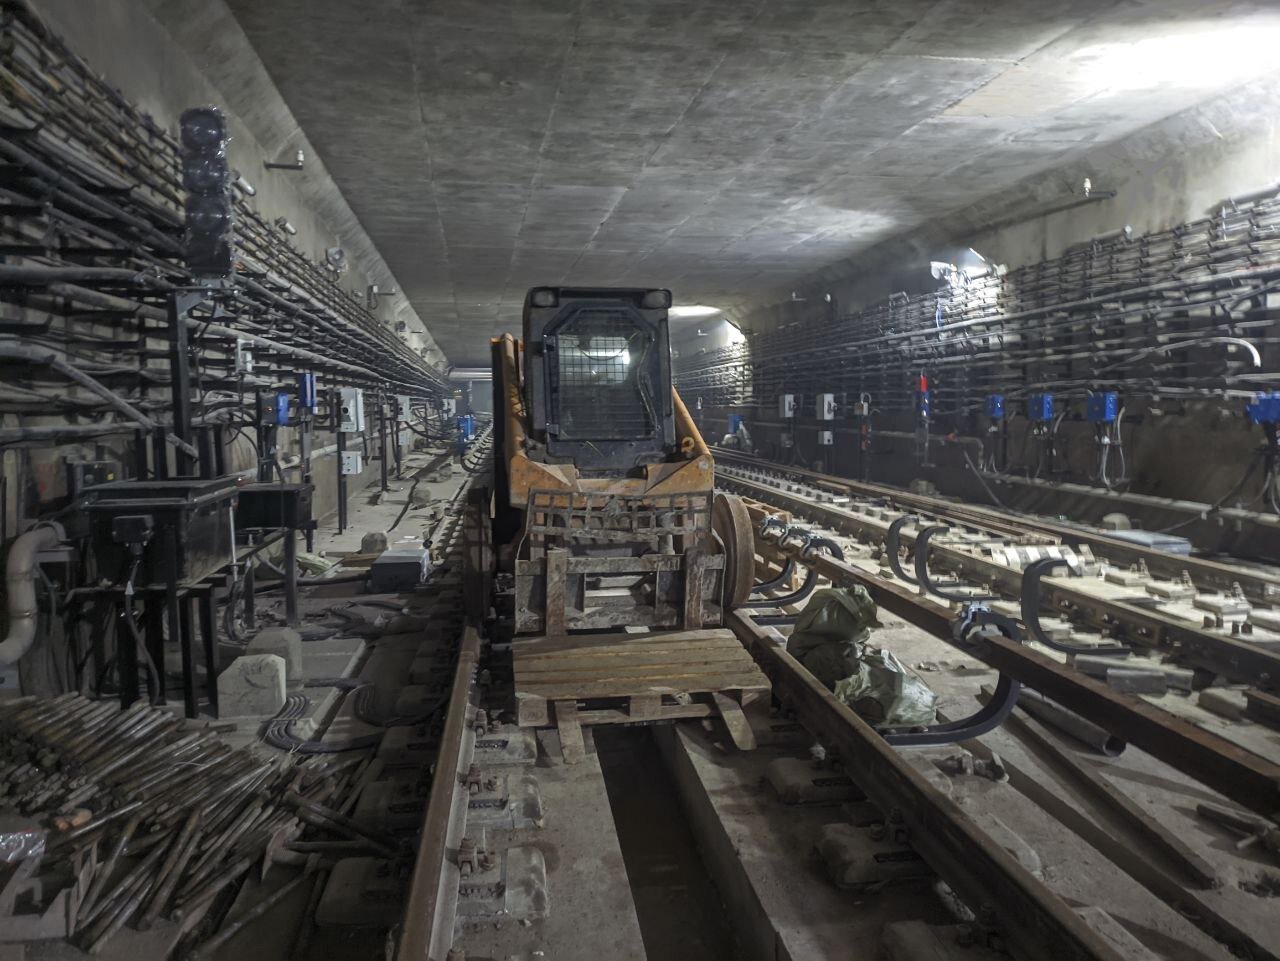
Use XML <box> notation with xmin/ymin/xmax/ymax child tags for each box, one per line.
<box><xmin>512</xmin><ymin>628</ymin><xmax>770</xmax><ymax>763</ymax></box>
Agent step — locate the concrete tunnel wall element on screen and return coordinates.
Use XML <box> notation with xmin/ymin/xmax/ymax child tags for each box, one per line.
<box><xmin>679</xmin><ymin>79</ymin><xmax>1280</xmax><ymax>556</ymax></box>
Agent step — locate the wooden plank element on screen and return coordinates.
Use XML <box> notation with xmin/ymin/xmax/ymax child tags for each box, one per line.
<box><xmin>515</xmin><ymin>646</ymin><xmax>758</xmax><ymax>676</ymax></box>
<box><xmin>517</xmin><ymin>662</ymin><xmax>762</xmax><ymax>688</ymax></box>
<box><xmin>519</xmin><ymin>553</ymin><xmax>724</xmax><ymax>575</ymax></box>
<box><xmin>516</xmin><ymin>692</ymin><xmax>549</xmax><ymax>727</ymax></box>
<box><xmin>683</xmin><ymin>549</ymin><xmax>705</xmax><ymax>629</ymax></box>
<box><xmin>514</xmin><ymin>639</ymin><xmax>746</xmax><ymax>661</ymax></box>
<box><xmin>545</xmin><ymin>549</ymin><xmax>567</xmax><ymax>636</ymax></box>
<box><xmin>519</xmin><ymin>670</ymin><xmax>770</xmax><ymax>701</ymax></box>
<box><xmin>555</xmin><ymin>700</ymin><xmax>585</xmax><ymax>764</ymax></box>
<box><xmin>629</xmin><ymin>694</ymin><xmax>663</xmax><ymax>720</ymax></box>
<box><xmin>569</xmin><ymin>555</ymin><xmax>683</xmax><ymax>573</ymax></box>
<box><xmin>512</xmin><ymin>629</ymin><xmax>741</xmax><ymax>656</ymax></box>
<box><xmin>578</xmin><ymin>703</ymin><xmax>714</xmax><ymax>725</ymax></box>
<box><xmin>515</xmin><ymin>648</ymin><xmax>757</xmax><ymax>674</ymax></box>
<box><xmin>713</xmin><ymin>692</ymin><xmax>757</xmax><ymax>751</ymax></box>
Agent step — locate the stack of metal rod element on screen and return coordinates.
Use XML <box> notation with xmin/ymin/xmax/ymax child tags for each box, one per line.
<box><xmin>0</xmin><ymin>694</ymin><xmax>393</xmax><ymax>955</ymax></box>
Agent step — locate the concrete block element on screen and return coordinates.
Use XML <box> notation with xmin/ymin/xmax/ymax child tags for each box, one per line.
<box><xmin>474</xmin><ymin>724</ymin><xmax>538</xmax><ymax>766</ymax></box>
<box><xmin>384</xmin><ymin>613</ymin><xmax>433</xmax><ymax>635</ymax></box>
<box><xmin>815</xmin><ymin>822</ymin><xmax>930</xmax><ymax>887</ymax></box>
<box><xmin>1198</xmin><ymin>687</ymin><xmax>1248</xmax><ymax>721</ymax></box>
<box><xmin>883</xmin><ymin>920</ymin><xmax>1003</xmax><ymax>960</ymax></box>
<box><xmin>217</xmin><ymin>654</ymin><xmax>286</xmax><ymax>717</ymax></box>
<box><xmin>1071</xmin><ymin>653</ymin><xmax>1130</xmax><ymax>677</ymax></box>
<box><xmin>393</xmin><ymin>683</ymin><xmax>441</xmax><ymax>718</ymax></box>
<box><xmin>1106</xmin><ymin>667</ymin><xmax>1167</xmax><ymax>696</ymax></box>
<box><xmin>245</xmin><ymin>626</ymin><xmax>302</xmax><ymax>679</ymax></box>
<box><xmin>1101</xmin><ymin>513</ymin><xmax>1132</xmax><ymax>531</ymax></box>
<box><xmin>376</xmin><ymin>723</ymin><xmax>436</xmax><ymax>769</ymax></box>
<box><xmin>359</xmin><ymin>530</ymin><xmax>388</xmax><ymax>554</ymax></box>
<box><xmin>765</xmin><ymin>757</ymin><xmax>864</xmax><ymax>804</ymax></box>
<box><xmin>316</xmin><ymin>858</ymin><xmax>402</xmax><ymax>927</ymax></box>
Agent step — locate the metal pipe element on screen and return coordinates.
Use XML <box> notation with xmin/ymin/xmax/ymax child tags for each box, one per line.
<box><xmin>1015</xmin><ymin>687</ymin><xmax>1126</xmax><ymax>757</ymax></box>
<box><xmin>0</xmin><ymin>523</ymin><xmax>64</xmax><ymax>665</ymax></box>
<box><xmin>0</xmin><ymin>340</ymin><xmax>197</xmax><ymax>457</ymax></box>
<box><xmin>979</xmin><ymin>470</ymin><xmax>1280</xmax><ymax>530</ymax></box>
<box><xmin>0</xmin><ymin>264</ymin><xmax>168</xmax><ymax>286</ymax></box>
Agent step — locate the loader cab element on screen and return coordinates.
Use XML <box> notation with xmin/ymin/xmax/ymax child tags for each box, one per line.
<box><xmin>522</xmin><ymin>287</ymin><xmax>677</xmax><ymax>471</ymax></box>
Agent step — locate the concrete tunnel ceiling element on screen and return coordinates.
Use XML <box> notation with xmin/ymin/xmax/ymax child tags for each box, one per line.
<box><xmin>225</xmin><ymin>0</ymin><xmax>1280</xmax><ymax>368</ymax></box>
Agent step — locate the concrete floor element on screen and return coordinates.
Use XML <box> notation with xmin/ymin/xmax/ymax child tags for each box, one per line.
<box><xmin>132</xmin><ymin>455</ymin><xmax>1280</xmax><ymax>961</ymax></box>
<box><xmin>661</xmin><ymin>602</ymin><xmax>1278</xmax><ymax>961</ymax></box>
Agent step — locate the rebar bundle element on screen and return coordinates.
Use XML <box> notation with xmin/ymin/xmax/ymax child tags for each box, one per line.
<box><xmin>0</xmin><ymin>693</ymin><xmax>390</xmax><ymax>954</ymax></box>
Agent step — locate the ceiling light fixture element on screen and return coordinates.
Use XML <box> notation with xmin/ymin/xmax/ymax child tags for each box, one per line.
<box><xmin>669</xmin><ymin>305</ymin><xmax>721</xmax><ymax>319</ymax></box>
<box><xmin>1076</xmin><ymin>20</ymin><xmax>1280</xmax><ymax>94</ymax></box>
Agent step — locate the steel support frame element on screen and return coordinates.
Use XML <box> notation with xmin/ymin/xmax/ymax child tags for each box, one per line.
<box><xmin>167</xmin><ymin>290</ymin><xmax>200</xmax><ymax>477</ymax></box>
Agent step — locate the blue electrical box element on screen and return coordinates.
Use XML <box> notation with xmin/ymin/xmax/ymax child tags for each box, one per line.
<box><xmin>728</xmin><ymin>414</ymin><xmax>744</xmax><ymax>433</ymax></box>
<box><xmin>1247</xmin><ymin>391</ymin><xmax>1280</xmax><ymax>424</ymax></box>
<box><xmin>262</xmin><ymin>392</ymin><xmax>290</xmax><ymax>426</ymax></box>
<box><xmin>916</xmin><ymin>390</ymin><xmax>931</xmax><ymax>419</ymax></box>
<box><xmin>456</xmin><ymin>413</ymin><xmax>476</xmax><ymax>442</ymax></box>
<box><xmin>1086</xmin><ymin>392</ymin><xmax>1119</xmax><ymax>423</ymax></box>
<box><xmin>986</xmin><ymin>394</ymin><xmax>1004</xmax><ymax>419</ymax></box>
<box><xmin>1027</xmin><ymin>393</ymin><xmax>1054</xmax><ymax>422</ymax></box>
<box><xmin>297</xmin><ymin>372</ymin><xmax>317</xmax><ymax>411</ymax></box>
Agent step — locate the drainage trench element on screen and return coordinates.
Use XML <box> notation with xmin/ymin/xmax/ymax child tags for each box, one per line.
<box><xmin>595</xmin><ymin>726</ymin><xmax>740</xmax><ymax>961</ymax></box>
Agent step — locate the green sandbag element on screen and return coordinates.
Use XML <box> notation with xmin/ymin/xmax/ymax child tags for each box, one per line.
<box><xmin>833</xmin><ymin>648</ymin><xmax>938</xmax><ymax>728</ymax></box>
<box><xmin>786</xmin><ymin>586</ymin><xmax>937</xmax><ymax>729</ymax></box>
<box><xmin>786</xmin><ymin>587</ymin><xmax>880</xmax><ymax>689</ymax></box>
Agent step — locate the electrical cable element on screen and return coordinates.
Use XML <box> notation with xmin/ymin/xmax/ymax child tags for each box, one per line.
<box><xmin>1153</xmin><ymin>451</ymin><xmax>1264</xmax><ymax>533</ymax></box>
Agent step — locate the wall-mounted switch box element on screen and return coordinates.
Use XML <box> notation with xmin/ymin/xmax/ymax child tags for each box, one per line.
<box><xmin>339</xmin><ymin>387</ymin><xmax>365</xmax><ymax>432</ymax></box>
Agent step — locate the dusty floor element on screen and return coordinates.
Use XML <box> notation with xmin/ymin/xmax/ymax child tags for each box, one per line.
<box><xmin>61</xmin><ymin>453</ymin><xmax>1278</xmax><ymax>961</ymax></box>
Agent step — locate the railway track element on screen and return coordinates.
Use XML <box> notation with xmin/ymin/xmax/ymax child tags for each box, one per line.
<box><xmin>389</xmin><ymin>454</ymin><xmax>1280</xmax><ymax>961</ymax></box>
<box><xmin>713</xmin><ymin>449</ymin><xmax>1280</xmax><ymax>814</ymax></box>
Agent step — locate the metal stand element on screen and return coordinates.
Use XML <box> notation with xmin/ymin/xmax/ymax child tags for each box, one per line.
<box><xmin>284</xmin><ymin>528</ymin><xmax>299</xmax><ymax>627</ymax></box>
<box><xmin>167</xmin><ymin>290</ymin><xmax>198</xmax><ymax>476</ymax></box>
<box><xmin>378</xmin><ymin>394</ymin><xmax>390</xmax><ymax>492</ymax></box>
<box><xmin>334</xmin><ymin>390</ymin><xmax>348</xmax><ymax>534</ymax></box>
<box><xmin>242</xmin><ymin>556</ymin><xmax>257</xmax><ymax>632</ymax></box>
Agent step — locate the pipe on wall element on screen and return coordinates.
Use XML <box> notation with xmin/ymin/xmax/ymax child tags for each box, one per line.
<box><xmin>0</xmin><ymin>340</ymin><xmax>198</xmax><ymax>458</ymax></box>
<box><xmin>0</xmin><ymin>523</ymin><xmax>64</xmax><ymax>666</ymax></box>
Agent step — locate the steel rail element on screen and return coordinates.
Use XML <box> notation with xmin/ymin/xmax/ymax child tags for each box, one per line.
<box><xmin>741</xmin><ymin>509</ymin><xmax>1280</xmax><ymax>818</ymax></box>
<box><xmin>723</xmin><ymin>467</ymin><xmax>1280</xmax><ymax>687</ymax></box>
<box><xmin>397</xmin><ymin>624</ymin><xmax>479</xmax><ymax>961</ymax></box>
<box><xmin>724</xmin><ymin>609</ymin><xmax>1128</xmax><ymax>961</ymax></box>
<box><xmin>713</xmin><ymin>447</ymin><xmax>1280</xmax><ymax>605</ymax></box>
